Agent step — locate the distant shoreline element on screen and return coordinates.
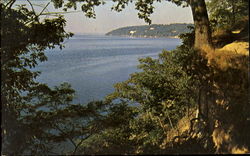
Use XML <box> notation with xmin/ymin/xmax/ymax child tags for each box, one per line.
<box><xmin>71</xmin><ymin>33</ymin><xmax>180</xmax><ymax>39</ymax></box>
<box><xmin>105</xmin><ymin>23</ymin><xmax>193</xmax><ymax>39</ymax></box>
<box><xmin>105</xmin><ymin>34</ymin><xmax>180</xmax><ymax>39</ymax></box>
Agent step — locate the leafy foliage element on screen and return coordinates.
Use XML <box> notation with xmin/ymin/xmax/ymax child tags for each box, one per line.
<box><xmin>1</xmin><ymin>1</ymin><xmax>118</xmax><ymax>155</ymax></box>
<box><xmin>102</xmin><ymin>42</ymin><xmax>200</xmax><ymax>153</ymax></box>
<box><xmin>77</xmin><ymin>102</ymin><xmax>139</xmax><ymax>155</ymax></box>
<box><xmin>106</xmin><ymin>50</ymin><xmax>194</xmax><ymax>123</ymax></box>
<box><xmin>50</xmin><ymin>0</ymin><xmax>190</xmax><ymax>24</ymax></box>
<box><xmin>206</xmin><ymin>0</ymin><xmax>249</xmax><ymax>30</ymax></box>
<box><xmin>1</xmin><ymin>2</ymin><xmax>74</xmax><ymax>154</ymax></box>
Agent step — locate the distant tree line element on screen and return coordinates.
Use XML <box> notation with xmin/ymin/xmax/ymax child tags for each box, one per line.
<box><xmin>105</xmin><ymin>24</ymin><xmax>194</xmax><ymax>38</ymax></box>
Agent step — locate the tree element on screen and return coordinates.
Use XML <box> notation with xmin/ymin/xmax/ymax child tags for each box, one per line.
<box><xmin>104</xmin><ymin>49</ymin><xmax>196</xmax><ymax>152</ymax></box>
<box><xmin>1</xmin><ymin>2</ymin><xmax>115</xmax><ymax>155</ymax></box>
<box><xmin>1</xmin><ymin>2</ymin><xmax>73</xmax><ymax>154</ymax></box>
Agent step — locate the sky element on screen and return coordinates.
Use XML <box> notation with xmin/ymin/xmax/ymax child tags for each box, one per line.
<box><xmin>15</xmin><ymin>0</ymin><xmax>194</xmax><ymax>34</ymax></box>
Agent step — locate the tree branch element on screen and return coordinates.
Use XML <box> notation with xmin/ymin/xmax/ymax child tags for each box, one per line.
<box><xmin>41</xmin><ymin>10</ymin><xmax>82</xmax><ymax>15</ymax></box>
<box><xmin>53</xmin><ymin>124</ymin><xmax>77</xmax><ymax>148</ymax></box>
<box><xmin>37</xmin><ymin>2</ymin><xmax>51</xmax><ymax>17</ymax></box>
<box><xmin>72</xmin><ymin>134</ymin><xmax>92</xmax><ymax>155</ymax></box>
<box><xmin>5</xmin><ymin>0</ymin><xmax>16</xmax><ymax>9</ymax></box>
<box><xmin>27</xmin><ymin>0</ymin><xmax>36</xmax><ymax>15</ymax></box>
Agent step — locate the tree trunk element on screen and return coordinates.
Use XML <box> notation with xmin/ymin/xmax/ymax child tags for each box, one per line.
<box><xmin>189</xmin><ymin>0</ymin><xmax>212</xmax><ymax>50</ymax></box>
<box><xmin>189</xmin><ymin>0</ymin><xmax>214</xmax><ymax>140</ymax></box>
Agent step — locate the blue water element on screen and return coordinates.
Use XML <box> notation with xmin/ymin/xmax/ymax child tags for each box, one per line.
<box><xmin>35</xmin><ymin>35</ymin><xmax>181</xmax><ymax>104</ymax></box>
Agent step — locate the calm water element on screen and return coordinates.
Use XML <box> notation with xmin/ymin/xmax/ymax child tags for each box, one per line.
<box><xmin>36</xmin><ymin>35</ymin><xmax>181</xmax><ymax>104</ymax></box>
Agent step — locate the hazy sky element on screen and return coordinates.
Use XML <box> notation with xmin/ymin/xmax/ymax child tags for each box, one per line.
<box><xmin>15</xmin><ymin>0</ymin><xmax>194</xmax><ymax>34</ymax></box>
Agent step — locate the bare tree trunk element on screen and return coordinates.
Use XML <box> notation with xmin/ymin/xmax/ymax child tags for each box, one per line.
<box><xmin>189</xmin><ymin>0</ymin><xmax>212</xmax><ymax>50</ymax></box>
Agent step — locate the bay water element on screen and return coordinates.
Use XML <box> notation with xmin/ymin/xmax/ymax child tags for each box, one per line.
<box><xmin>36</xmin><ymin>34</ymin><xmax>181</xmax><ymax>104</ymax></box>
